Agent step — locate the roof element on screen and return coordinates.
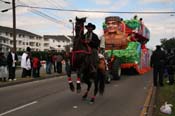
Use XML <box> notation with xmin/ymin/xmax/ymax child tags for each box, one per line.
<box><xmin>44</xmin><ymin>35</ymin><xmax>73</xmax><ymax>42</ymax></box>
<box><xmin>0</xmin><ymin>26</ymin><xmax>42</xmax><ymax>37</ymax></box>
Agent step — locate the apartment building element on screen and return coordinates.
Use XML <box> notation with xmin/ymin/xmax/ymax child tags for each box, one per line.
<box><xmin>0</xmin><ymin>26</ymin><xmax>73</xmax><ymax>53</ymax></box>
<box><xmin>44</xmin><ymin>35</ymin><xmax>72</xmax><ymax>52</ymax></box>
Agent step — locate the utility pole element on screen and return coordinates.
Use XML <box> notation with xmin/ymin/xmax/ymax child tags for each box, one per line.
<box><xmin>12</xmin><ymin>0</ymin><xmax>16</xmax><ymax>51</ymax></box>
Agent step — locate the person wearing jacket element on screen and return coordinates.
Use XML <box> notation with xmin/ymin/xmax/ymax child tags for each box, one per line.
<box><xmin>7</xmin><ymin>48</ymin><xmax>18</xmax><ymax>81</ymax></box>
<box><xmin>21</xmin><ymin>47</ymin><xmax>31</xmax><ymax>78</ymax></box>
<box><xmin>32</xmin><ymin>54</ymin><xmax>41</xmax><ymax>78</ymax></box>
<box><xmin>150</xmin><ymin>45</ymin><xmax>166</xmax><ymax>87</ymax></box>
<box><xmin>0</xmin><ymin>52</ymin><xmax>8</xmax><ymax>81</ymax></box>
<box><xmin>84</xmin><ymin>23</ymin><xmax>100</xmax><ymax>73</ymax></box>
<box><xmin>165</xmin><ymin>49</ymin><xmax>175</xmax><ymax>85</ymax></box>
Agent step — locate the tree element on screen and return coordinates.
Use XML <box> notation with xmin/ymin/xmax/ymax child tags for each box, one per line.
<box><xmin>160</xmin><ymin>37</ymin><xmax>175</xmax><ymax>50</ymax></box>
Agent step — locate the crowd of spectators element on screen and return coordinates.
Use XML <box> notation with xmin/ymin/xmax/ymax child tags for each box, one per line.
<box><xmin>0</xmin><ymin>47</ymin><xmax>64</xmax><ymax>82</ymax></box>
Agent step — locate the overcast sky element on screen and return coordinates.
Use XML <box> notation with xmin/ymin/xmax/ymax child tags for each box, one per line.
<box><xmin>0</xmin><ymin>0</ymin><xmax>175</xmax><ymax>49</ymax></box>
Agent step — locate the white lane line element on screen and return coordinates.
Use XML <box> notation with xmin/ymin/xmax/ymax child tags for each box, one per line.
<box><xmin>0</xmin><ymin>101</ymin><xmax>38</xmax><ymax>116</ymax></box>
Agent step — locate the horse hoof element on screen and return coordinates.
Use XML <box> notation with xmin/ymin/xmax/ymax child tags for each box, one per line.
<box><xmin>82</xmin><ymin>94</ymin><xmax>88</xmax><ymax>100</ymax></box>
<box><xmin>90</xmin><ymin>98</ymin><xmax>95</xmax><ymax>104</ymax></box>
<box><xmin>69</xmin><ymin>83</ymin><xmax>75</xmax><ymax>92</ymax></box>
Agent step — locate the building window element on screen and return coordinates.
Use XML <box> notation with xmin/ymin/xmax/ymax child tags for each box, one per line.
<box><xmin>19</xmin><ymin>34</ymin><xmax>22</xmax><ymax>38</ymax></box>
<box><xmin>10</xmin><ymin>33</ymin><xmax>13</xmax><ymax>37</ymax></box>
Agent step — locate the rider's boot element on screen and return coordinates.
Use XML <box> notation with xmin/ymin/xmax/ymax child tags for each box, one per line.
<box><xmin>68</xmin><ymin>77</ymin><xmax>75</xmax><ymax>92</ymax></box>
<box><xmin>76</xmin><ymin>77</ymin><xmax>81</xmax><ymax>93</ymax></box>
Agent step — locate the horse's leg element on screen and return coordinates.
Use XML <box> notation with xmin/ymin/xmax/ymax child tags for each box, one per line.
<box><xmin>76</xmin><ymin>69</ymin><xmax>81</xmax><ymax>93</ymax></box>
<box><xmin>90</xmin><ymin>72</ymin><xmax>99</xmax><ymax>103</ymax></box>
<box><xmin>66</xmin><ymin>62</ymin><xmax>75</xmax><ymax>92</ymax></box>
<box><xmin>99</xmin><ymin>70</ymin><xmax>105</xmax><ymax>95</ymax></box>
<box><xmin>90</xmin><ymin>70</ymin><xmax>105</xmax><ymax>103</ymax></box>
<box><xmin>82</xmin><ymin>77</ymin><xmax>92</xmax><ymax>100</ymax></box>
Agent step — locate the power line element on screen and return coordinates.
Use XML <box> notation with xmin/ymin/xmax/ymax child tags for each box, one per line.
<box><xmin>17</xmin><ymin>5</ymin><xmax>175</xmax><ymax>14</ymax></box>
<box><xmin>16</xmin><ymin>0</ymin><xmax>71</xmax><ymax>29</ymax></box>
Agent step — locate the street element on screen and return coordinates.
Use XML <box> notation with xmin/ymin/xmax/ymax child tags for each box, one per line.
<box><xmin>0</xmin><ymin>71</ymin><xmax>153</xmax><ymax>116</ymax></box>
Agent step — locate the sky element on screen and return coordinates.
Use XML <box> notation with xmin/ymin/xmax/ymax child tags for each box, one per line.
<box><xmin>0</xmin><ymin>0</ymin><xmax>175</xmax><ymax>49</ymax></box>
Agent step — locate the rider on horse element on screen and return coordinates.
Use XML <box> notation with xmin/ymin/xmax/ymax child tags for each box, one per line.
<box><xmin>84</xmin><ymin>23</ymin><xmax>100</xmax><ymax>74</ymax></box>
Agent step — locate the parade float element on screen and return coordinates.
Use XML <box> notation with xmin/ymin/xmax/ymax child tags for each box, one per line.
<box><xmin>103</xmin><ymin>15</ymin><xmax>151</xmax><ymax>80</ymax></box>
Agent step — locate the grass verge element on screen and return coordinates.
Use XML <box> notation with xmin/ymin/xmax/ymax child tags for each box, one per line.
<box><xmin>153</xmin><ymin>79</ymin><xmax>175</xmax><ymax>116</ymax></box>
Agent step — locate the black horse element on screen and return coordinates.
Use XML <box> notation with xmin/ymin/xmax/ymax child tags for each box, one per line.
<box><xmin>65</xmin><ymin>17</ymin><xmax>105</xmax><ymax>103</ymax></box>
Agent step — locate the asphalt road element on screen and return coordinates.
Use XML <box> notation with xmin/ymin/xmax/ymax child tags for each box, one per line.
<box><xmin>0</xmin><ymin>71</ymin><xmax>153</xmax><ymax>116</ymax></box>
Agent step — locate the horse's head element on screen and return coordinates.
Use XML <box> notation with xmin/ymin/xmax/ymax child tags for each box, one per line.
<box><xmin>75</xmin><ymin>16</ymin><xmax>86</xmax><ymax>37</ymax></box>
<box><xmin>72</xmin><ymin>16</ymin><xmax>86</xmax><ymax>50</ymax></box>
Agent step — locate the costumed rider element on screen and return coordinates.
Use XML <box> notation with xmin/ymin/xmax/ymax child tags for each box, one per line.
<box><xmin>84</xmin><ymin>23</ymin><xmax>100</xmax><ymax>73</ymax></box>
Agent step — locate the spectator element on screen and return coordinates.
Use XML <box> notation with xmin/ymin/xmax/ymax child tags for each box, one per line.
<box><xmin>26</xmin><ymin>53</ymin><xmax>32</xmax><ymax>77</ymax></box>
<box><xmin>7</xmin><ymin>48</ymin><xmax>18</xmax><ymax>81</ymax></box>
<box><xmin>56</xmin><ymin>53</ymin><xmax>63</xmax><ymax>73</ymax></box>
<box><xmin>21</xmin><ymin>47</ymin><xmax>31</xmax><ymax>78</ymax></box>
<box><xmin>150</xmin><ymin>45</ymin><xmax>166</xmax><ymax>87</ymax></box>
<box><xmin>52</xmin><ymin>53</ymin><xmax>57</xmax><ymax>73</ymax></box>
<box><xmin>45</xmin><ymin>51</ymin><xmax>52</xmax><ymax>74</ymax></box>
<box><xmin>0</xmin><ymin>52</ymin><xmax>8</xmax><ymax>81</ymax></box>
<box><xmin>32</xmin><ymin>54</ymin><xmax>41</xmax><ymax>78</ymax></box>
<box><xmin>165</xmin><ymin>49</ymin><xmax>175</xmax><ymax>85</ymax></box>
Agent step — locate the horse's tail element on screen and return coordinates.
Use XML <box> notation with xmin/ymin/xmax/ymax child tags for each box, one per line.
<box><xmin>98</xmin><ymin>70</ymin><xmax>105</xmax><ymax>95</ymax></box>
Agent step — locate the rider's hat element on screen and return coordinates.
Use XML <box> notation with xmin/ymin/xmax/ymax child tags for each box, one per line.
<box><xmin>85</xmin><ymin>23</ymin><xmax>96</xmax><ymax>30</ymax></box>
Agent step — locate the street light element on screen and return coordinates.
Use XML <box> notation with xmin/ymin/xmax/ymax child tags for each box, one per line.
<box><xmin>69</xmin><ymin>19</ymin><xmax>74</xmax><ymax>37</ymax></box>
<box><xmin>1</xmin><ymin>0</ymin><xmax>16</xmax><ymax>51</ymax></box>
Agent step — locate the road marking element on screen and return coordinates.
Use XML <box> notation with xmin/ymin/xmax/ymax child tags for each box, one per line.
<box><xmin>0</xmin><ymin>101</ymin><xmax>38</xmax><ymax>116</ymax></box>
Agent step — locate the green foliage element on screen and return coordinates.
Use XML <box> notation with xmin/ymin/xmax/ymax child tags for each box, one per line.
<box><xmin>160</xmin><ymin>37</ymin><xmax>175</xmax><ymax>50</ymax></box>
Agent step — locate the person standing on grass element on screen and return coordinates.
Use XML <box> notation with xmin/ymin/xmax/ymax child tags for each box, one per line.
<box><xmin>7</xmin><ymin>48</ymin><xmax>18</xmax><ymax>81</ymax></box>
<box><xmin>166</xmin><ymin>49</ymin><xmax>175</xmax><ymax>85</ymax></box>
<box><xmin>150</xmin><ymin>45</ymin><xmax>166</xmax><ymax>87</ymax></box>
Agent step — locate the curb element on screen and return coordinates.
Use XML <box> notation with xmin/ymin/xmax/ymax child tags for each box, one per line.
<box><xmin>140</xmin><ymin>85</ymin><xmax>156</xmax><ymax>116</ymax></box>
<box><xmin>147</xmin><ymin>87</ymin><xmax>157</xmax><ymax>116</ymax></box>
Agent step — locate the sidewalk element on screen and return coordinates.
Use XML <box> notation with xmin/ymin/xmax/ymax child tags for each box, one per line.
<box><xmin>0</xmin><ymin>65</ymin><xmax>67</xmax><ymax>88</ymax></box>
